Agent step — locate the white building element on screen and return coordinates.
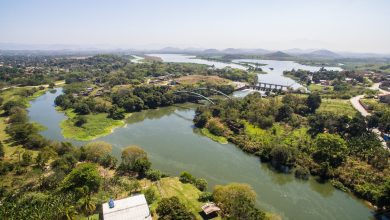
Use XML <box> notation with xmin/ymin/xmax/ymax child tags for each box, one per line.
<box><xmin>102</xmin><ymin>194</ymin><xmax>152</xmax><ymax>220</ymax></box>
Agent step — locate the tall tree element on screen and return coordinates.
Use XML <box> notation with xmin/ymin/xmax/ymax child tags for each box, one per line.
<box><xmin>307</xmin><ymin>93</ymin><xmax>321</xmax><ymax>113</ymax></box>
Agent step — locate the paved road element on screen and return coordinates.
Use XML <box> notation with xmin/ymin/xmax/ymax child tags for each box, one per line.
<box><xmin>350</xmin><ymin>94</ymin><xmax>370</xmax><ymax>116</ymax></box>
<box><xmin>350</xmin><ymin>83</ymin><xmax>389</xmax><ymax>149</ymax></box>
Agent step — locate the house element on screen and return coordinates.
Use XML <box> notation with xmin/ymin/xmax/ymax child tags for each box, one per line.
<box><xmin>102</xmin><ymin>194</ymin><xmax>152</xmax><ymax>220</ymax></box>
<box><xmin>201</xmin><ymin>202</ymin><xmax>221</xmax><ymax>216</ymax></box>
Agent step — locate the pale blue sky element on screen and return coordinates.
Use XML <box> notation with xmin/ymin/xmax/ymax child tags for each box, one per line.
<box><xmin>0</xmin><ymin>0</ymin><xmax>389</xmax><ymax>53</ymax></box>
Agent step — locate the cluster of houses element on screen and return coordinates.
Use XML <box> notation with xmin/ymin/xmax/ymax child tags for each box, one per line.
<box><xmin>101</xmin><ymin>194</ymin><xmax>220</xmax><ymax>220</ymax></box>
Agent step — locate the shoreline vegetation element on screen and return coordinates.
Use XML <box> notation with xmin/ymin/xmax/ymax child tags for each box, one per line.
<box><xmin>193</xmin><ymin>91</ymin><xmax>390</xmax><ymax>211</ymax></box>
<box><xmin>200</xmin><ymin>128</ymin><xmax>228</xmax><ymax>144</ymax></box>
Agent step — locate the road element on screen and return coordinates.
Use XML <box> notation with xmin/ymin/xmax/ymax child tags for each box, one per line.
<box><xmin>350</xmin><ymin>83</ymin><xmax>389</xmax><ymax>149</ymax></box>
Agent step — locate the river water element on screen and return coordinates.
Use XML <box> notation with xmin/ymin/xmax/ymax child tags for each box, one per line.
<box><xmin>149</xmin><ymin>54</ymin><xmax>342</xmax><ymax>91</ymax></box>
<box><xmin>28</xmin><ymin>88</ymin><xmax>373</xmax><ymax>220</ymax></box>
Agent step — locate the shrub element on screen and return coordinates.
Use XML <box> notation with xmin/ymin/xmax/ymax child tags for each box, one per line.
<box><xmin>156</xmin><ymin>197</ymin><xmax>195</xmax><ymax>220</ymax></box>
<box><xmin>145</xmin><ymin>169</ymin><xmax>162</xmax><ymax>181</ymax></box>
<box><xmin>61</xmin><ymin>163</ymin><xmax>102</xmax><ymax>192</ymax></box>
<box><xmin>179</xmin><ymin>171</ymin><xmax>195</xmax><ymax>184</ymax></box>
<box><xmin>198</xmin><ymin>192</ymin><xmax>213</xmax><ymax>202</ymax></box>
<box><xmin>144</xmin><ymin>187</ymin><xmax>158</xmax><ymax>204</ymax></box>
<box><xmin>294</xmin><ymin>166</ymin><xmax>310</xmax><ymax>180</ymax></box>
<box><xmin>194</xmin><ymin>178</ymin><xmax>208</xmax><ymax>191</ymax></box>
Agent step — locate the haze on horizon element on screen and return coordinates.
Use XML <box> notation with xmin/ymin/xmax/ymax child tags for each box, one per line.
<box><xmin>0</xmin><ymin>0</ymin><xmax>389</xmax><ymax>53</ymax></box>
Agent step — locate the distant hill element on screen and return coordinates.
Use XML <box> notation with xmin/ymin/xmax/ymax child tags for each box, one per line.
<box><xmin>203</xmin><ymin>49</ymin><xmax>220</xmax><ymax>54</ymax></box>
<box><xmin>310</xmin><ymin>49</ymin><xmax>340</xmax><ymax>57</ymax></box>
<box><xmin>283</xmin><ymin>48</ymin><xmax>316</xmax><ymax>54</ymax></box>
<box><xmin>222</xmin><ymin>48</ymin><xmax>270</xmax><ymax>55</ymax></box>
<box><xmin>264</xmin><ymin>51</ymin><xmax>293</xmax><ymax>59</ymax></box>
<box><xmin>302</xmin><ymin>49</ymin><xmax>341</xmax><ymax>59</ymax></box>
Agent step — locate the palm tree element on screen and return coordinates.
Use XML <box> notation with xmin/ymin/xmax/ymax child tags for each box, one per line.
<box><xmin>77</xmin><ymin>186</ymin><xmax>96</xmax><ymax>220</ymax></box>
<box><xmin>64</xmin><ymin>205</ymin><xmax>78</xmax><ymax>220</ymax></box>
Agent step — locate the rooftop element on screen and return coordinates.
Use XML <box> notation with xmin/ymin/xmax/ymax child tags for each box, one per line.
<box><xmin>102</xmin><ymin>194</ymin><xmax>152</xmax><ymax>220</ymax></box>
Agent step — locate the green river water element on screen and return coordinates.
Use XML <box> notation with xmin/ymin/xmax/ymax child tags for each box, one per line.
<box><xmin>27</xmin><ymin>88</ymin><xmax>374</xmax><ymax>220</ymax></box>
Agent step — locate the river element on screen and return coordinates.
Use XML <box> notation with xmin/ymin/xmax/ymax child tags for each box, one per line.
<box><xmin>149</xmin><ymin>54</ymin><xmax>342</xmax><ymax>90</ymax></box>
<box><xmin>28</xmin><ymin>88</ymin><xmax>374</xmax><ymax>220</ymax></box>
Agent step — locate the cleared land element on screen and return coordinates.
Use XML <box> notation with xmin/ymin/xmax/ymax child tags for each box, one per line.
<box><xmin>317</xmin><ymin>98</ymin><xmax>357</xmax><ymax>117</ymax></box>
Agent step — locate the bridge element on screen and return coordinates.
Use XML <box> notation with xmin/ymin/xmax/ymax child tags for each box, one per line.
<box><xmin>237</xmin><ymin>82</ymin><xmax>293</xmax><ymax>91</ymax></box>
<box><xmin>173</xmin><ymin>87</ymin><xmax>231</xmax><ymax>104</ymax></box>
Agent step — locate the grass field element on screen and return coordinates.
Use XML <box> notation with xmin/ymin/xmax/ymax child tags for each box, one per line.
<box><xmin>176</xmin><ymin>75</ymin><xmax>232</xmax><ymax>85</ymax></box>
<box><xmin>60</xmin><ymin>109</ymin><xmax>127</xmax><ymax>141</ymax></box>
<box><xmin>147</xmin><ymin>177</ymin><xmax>220</xmax><ymax>220</ymax></box>
<box><xmin>317</xmin><ymin>98</ymin><xmax>357</xmax><ymax>117</ymax></box>
<box><xmin>308</xmin><ymin>84</ymin><xmax>334</xmax><ymax>93</ymax></box>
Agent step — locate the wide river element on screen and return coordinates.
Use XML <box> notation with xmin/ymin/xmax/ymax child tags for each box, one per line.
<box><xmin>149</xmin><ymin>54</ymin><xmax>342</xmax><ymax>91</ymax></box>
<box><xmin>29</xmin><ymin>88</ymin><xmax>373</xmax><ymax>220</ymax></box>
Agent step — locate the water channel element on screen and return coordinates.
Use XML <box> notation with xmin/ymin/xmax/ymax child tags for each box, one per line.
<box><xmin>28</xmin><ymin>87</ymin><xmax>373</xmax><ymax>220</ymax></box>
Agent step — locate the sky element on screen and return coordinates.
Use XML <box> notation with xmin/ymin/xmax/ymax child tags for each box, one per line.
<box><xmin>0</xmin><ymin>0</ymin><xmax>390</xmax><ymax>53</ymax></box>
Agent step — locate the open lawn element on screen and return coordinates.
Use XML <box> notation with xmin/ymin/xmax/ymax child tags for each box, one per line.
<box><xmin>176</xmin><ymin>75</ymin><xmax>232</xmax><ymax>85</ymax></box>
<box><xmin>148</xmin><ymin>177</ymin><xmax>220</xmax><ymax>220</ymax></box>
<box><xmin>317</xmin><ymin>98</ymin><xmax>357</xmax><ymax>117</ymax></box>
<box><xmin>60</xmin><ymin>109</ymin><xmax>128</xmax><ymax>141</ymax></box>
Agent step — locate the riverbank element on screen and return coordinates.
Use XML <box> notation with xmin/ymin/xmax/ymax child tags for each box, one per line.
<box><xmin>59</xmin><ymin>108</ymin><xmax>130</xmax><ymax>141</ymax></box>
<box><xmin>200</xmin><ymin>128</ymin><xmax>228</xmax><ymax>144</ymax></box>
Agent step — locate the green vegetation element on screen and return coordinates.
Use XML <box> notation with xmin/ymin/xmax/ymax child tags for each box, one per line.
<box><xmin>200</xmin><ymin>128</ymin><xmax>228</xmax><ymax>144</ymax></box>
<box><xmin>316</xmin><ymin>99</ymin><xmax>357</xmax><ymax>117</ymax></box>
<box><xmin>60</xmin><ymin>109</ymin><xmax>126</xmax><ymax>141</ymax></box>
<box><xmin>193</xmin><ymin>92</ymin><xmax>390</xmax><ymax>209</ymax></box>
<box><xmin>284</xmin><ymin>68</ymin><xmax>369</xmax><ymax>99</ymax></box>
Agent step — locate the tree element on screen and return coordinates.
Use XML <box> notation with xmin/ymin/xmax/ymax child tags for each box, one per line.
<box><xmin>376</xmin><ymin>178</ymin><xmax>390</xmax><ymax>209</ymax></box>
<box><xmin>74</xmin><ymin>116</ymin><xmax>87</xmax><ymax>127</ymax></box>
<box><xmin>61</xmin><ymin>163</ymin><xmax>102</xmax><ymax>193</ymax></box>
<box><xmin>213</xmin><ymin>183</ymin><xmax>265</xmax><ymax>220</ymax></box>
<box><xmin>99</xmin><ymin>154</ymin><xmax>117</xmax><ymax>169</ymax></box>
<box><xmin>145</xmin><ymin>169</ymin><xmax>162</xmax><ymax>181</ymax></box>
<box><xmin>84</xmin><ymin>141</ymin><xmax>112</xmax><ymax>162</ymax></box>
<box><xmin>276</xmin><ymin>104</ymin><xmax>293</xmax><ymax>121</ymax></box>
<box><xmin>194</xmin><ymin>178</ymin><xmax>208</xmax><ymax>191</ymax></box>
<box><xmin>1</xmin><ymin>100</ymin><xmax>25</xmax><ymax>115</ymax></box>
<box><xmin>108</xmin><ymin>105</ymin><xmax>125</xmax><ymax>120</ymax></box>
<box><xmin>0</xmin><ymin>141</ymin><xmax>4</xmax><ymax>159</ymax></box>
<box><xmin>144</xmin><ymin>187</ymin><xmax>158</xmax><ymax>204</ymax></box>
<box><xmin>21</xmin><ymin>151</ymin><xmax>33</xmax><ymax>166</ymax></box>
<box><xmin>74</xmin><ymin>103</ymin><xmax>91</xmax><ymax>115</ymax></box>
<box><xmin>119</xmin><ymin>146</ymin><xmax>147</xmax><ymax>173</ymax></box>
<box><xmin>34</xmin><ymin>152</ymin><xmax>47</xmax><ymax>169</ymax></box>
<box><xmin>76</xmin><ymin>186</ymin><xmax>96</xmax><ymax>219</ymax></box>
<box><xmin>133</xmin><ymin>157</ymin><xmax>151</xmax><ymax>177</ymax></box>
<box><xmin>270</xmin><ymin>145</ymin><xmax>296</xmax><ymax>171</ymax></box>
<box><xmin>307</xmin><ymin>93</ymin><xmax>321</xmax><ymax>113</ymax></box>
<box><xmin>156</xmin><ymin>197</ymin><xmax>195</xmax><ymax>220</ymax></box>
<box><xmin>313</xmin><ymin>133</ymin><xmax>348</xmax><ymax>168</ymax></box>
<box><xmin>179</xmin><ymin>171</ymin><xmax>195</xmax><ymax>183</ymax></box>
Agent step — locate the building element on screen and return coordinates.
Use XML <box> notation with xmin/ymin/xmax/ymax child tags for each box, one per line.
<box><xmin>201</xmin><ymin>202</ymin><xmax>221</xmax><ymax>216</ymax></box>
<box><xmin>102</xmin><ymin>194</ymin><xmax>152</xmax><ymax>220</ymax></box>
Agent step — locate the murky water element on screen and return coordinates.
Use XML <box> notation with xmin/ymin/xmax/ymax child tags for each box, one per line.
<box><xmin>28</xmin><ymin>89</ymin><xmax>373</xmax><ymax>220</ymax></box>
